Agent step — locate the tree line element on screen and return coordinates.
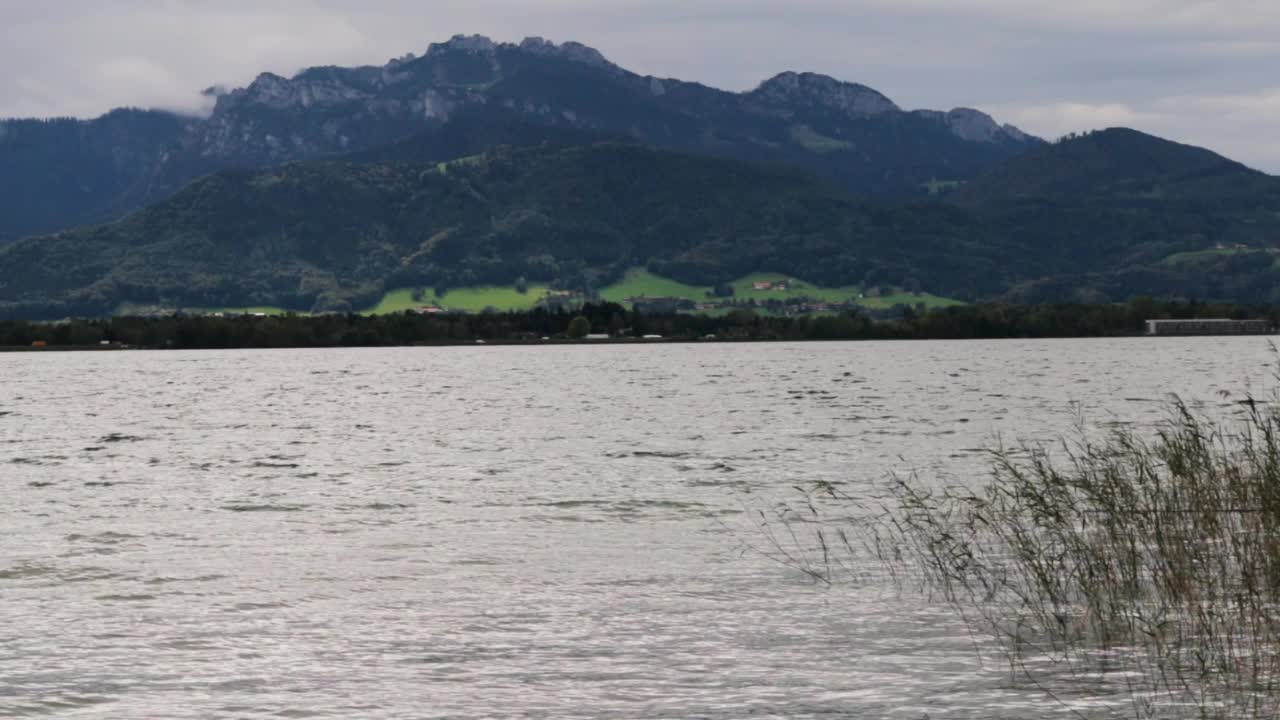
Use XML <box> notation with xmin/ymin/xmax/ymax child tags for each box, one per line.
<box><xmin>2</xmin><ymin>299</ymin><xmax>1276</xmax><ymax>350</ymax></box>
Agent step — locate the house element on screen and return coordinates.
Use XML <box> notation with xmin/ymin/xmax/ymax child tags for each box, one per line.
<box><xmin>753</xmin><ymin>281</ymin><xmax>774</xmax><ymax>291</ymax></box>
<box><xmin>1145</xmin><ymin>319</ymin><xmax>1272</xmax><ymax>336</ymax></box>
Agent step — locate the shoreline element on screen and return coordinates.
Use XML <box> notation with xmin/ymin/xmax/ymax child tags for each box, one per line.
<box><xmin>8</xmin><ymin>332</ymin><xmax>1272</xmax><ymax>353</ymax></box>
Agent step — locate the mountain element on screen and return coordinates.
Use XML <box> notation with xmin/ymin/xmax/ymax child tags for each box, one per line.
<box><xmin>956</xmin><ymin>128</ymin><xmax>1277</xmax><ymax>205</ymax></box>
<box><xmin>4</xmin><ymin>134</ymin><xmax>1279</xmax><ymax>320</ymax></box>
<box><xmin>0</xmin><ymin>34</ymin><xmax>1040</xmax><ymax>242</ymax></box>
<box><xmin>946</xmin><ymin>129</ymin><xmax>1280</xmax><ymax>303</ymax></box>
<box><xmin>0</xmin><ymin>109</ymin><xmax>186</xmax><ymax>244</ymax></box>
<box><xmin>0</xmin><ymin>144</ymin><xmax>1016</xmax><ymax>319</ymax></box>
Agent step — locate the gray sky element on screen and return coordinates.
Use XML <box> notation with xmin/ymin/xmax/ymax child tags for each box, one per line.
<box><xmin>2</xmin><ymin>0</ymin><xmax>1278</xmax><ymax>172</ymax></box>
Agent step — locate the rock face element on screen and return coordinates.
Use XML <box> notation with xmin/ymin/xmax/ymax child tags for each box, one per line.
<box><xmin>0</xmin><ymin>34</ymin><xmax>1041</xmax><ymax>242</ymax></box>
<box><xmin>912</xmin><ymin>107</ymin><xmax>1030</xmax><ymax>144</ymax></box>
<box><xmin>751</xmin><ymin>72</ymin><xmax>901</xmax><ymax>118</ymax></box>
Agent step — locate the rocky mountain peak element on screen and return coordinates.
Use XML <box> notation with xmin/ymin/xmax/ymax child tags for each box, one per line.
<box><xmin>233</xmin><ymin>72</ymin><xmax>296</xmax><ymax>110</ymax></box>
<box><xmin>428</xmin><ymin>34</ymin><xmax>499</xmax><ymax>55</ymax></box>
<box><xmin>751</xmin><ymin>72</ymin><xmax>901</xmax><ymax>118</ymax></box>
<box><xmin>943</xmin><ymin>108</ymin><xmax>1035</xmax><ymax>145</ymax></box>
<box><xmin>518</xmin><ymin>37</ymin><xmax>612</xmax><ymax>68</ymax></box>
<box><xmin>421</xmin><ymin>34</ymin><xmax>614</xmax><ymax>69</ymax></box>
<box><xmin>945</xmin><ymin>108</ymin><xmax>1010</xmax><ymax>143</ymax></box>
<box><xmin>215</xmin><ymin>68</ymin><xmax>374</xmax><ymax>114</ymax></box>
<box><xmin>911</xmin><ymin>107</ymin><xmax>1034</xmax><ymax>145</ymax></box>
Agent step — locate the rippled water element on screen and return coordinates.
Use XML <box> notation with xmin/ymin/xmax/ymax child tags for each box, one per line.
<box><xmin>1</xmin><ymin>338</ymin><xmax>1274</xmax><ymax>718</ymax></box>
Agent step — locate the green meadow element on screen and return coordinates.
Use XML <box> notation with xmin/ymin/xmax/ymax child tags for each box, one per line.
<box><xmin>365</xmin><ymin>285</ymin><xmax>552</xmax><ymax>314</ymax></box>
<box><xmin>597</xmin><ymin>268</ymin><xmax>961</xmax><ymax>309</ymax></box>
<box><xmin>176</xmin><ymin>270</ymin><xmax>963</xmax><ymax>319</ymax></box>
<box><xmin>598</xmin><ymin>269</ymin><xmax>711</xmax><ymax>303</ymax></box>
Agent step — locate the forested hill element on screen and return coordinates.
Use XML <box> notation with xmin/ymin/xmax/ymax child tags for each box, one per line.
<box><xmin>951</xmin><ymin>129</ymin><xmax>1280</xmax><ymax>303</ymax></box>
<box><xmin>956</xmin><ymin>128</ymin><xmax>1279</xmax><ymax>205</ymax></box>
<box><xmin>0</xmin><ymin>144</ymin><xmax>1014</xmax><ymax>319</ymax></box>
<box><xmin>3</xmin><ymin>136</ymin><xmax>1280</xmax><ymax>320</ymax></box>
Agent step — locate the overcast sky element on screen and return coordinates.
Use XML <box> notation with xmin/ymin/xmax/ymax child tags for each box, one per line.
<box><xmin>2</xmin><ymin>0</ymin><xmax>1277</xmax><ymax>172</ymax></box>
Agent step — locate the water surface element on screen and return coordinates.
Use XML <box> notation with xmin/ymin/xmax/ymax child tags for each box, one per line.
<box><xmin>1</xmin><ymin>338</ymin><xmax>1271</xmax><ymax>718</ymax></box>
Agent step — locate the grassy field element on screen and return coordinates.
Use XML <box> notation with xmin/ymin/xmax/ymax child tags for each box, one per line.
<box><xmin>598</xmin><ymin>268</ymin><xmax>961</xmax><ymax>310</ymax></box>
<box><xmin>436</xmin><ymin>153</ymin><xmax>486</xmax><ymax>175</ymax></box>
<box><xmin>167</xmin><ymin>269</ymin><xmax>959</xmax><ymax>319</ymax></box>
<box><xmin>788</xmin><ymin>124</ymin><xmax>855</xmax><ymax>153</ymax></box>
<box><xmin>366</xmin><ymin>285</ymin><xmax>552</xmax><ymax>314</ymax></box>
<box><xmin>728</xmin><ymin>273</ymin><xmax>863</xmax><ymax>302</ymax></box>
<box><xmin>598</xmin><ymin>269</ymin><xmax>711</xmax><ymax>303</ymax></box>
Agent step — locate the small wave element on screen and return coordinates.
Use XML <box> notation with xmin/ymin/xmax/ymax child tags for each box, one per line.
<box><xmin>66</xmin><ymin>532</ymin><xmax>140</xmax><ymax>544</ymax></box>
<box><xmin>0</xmin><ymin>696</ymin><xmax>115</xmax><ymax>716</ymax></box>
<box><xmin>99</xmin><ymin>433</ymin><xmax>146</xmax><ymax>443</ymax></box>
<box><xmin>229</xmin><ymin>601</ymin><xmax>291</xmax><ymax>611</ymax></box>
<box><xmin>0</xmin><ymin>562</ymin><xmax>56</xmax><ymax>580</ymax></box>
<box><xmin>94</xmin><ymin>593</ymin><xmax>156</xmax><ymax>602</ymax></box>
<box><xmin>534</xmin><ymin>498</ymin><xmax>708</xmax><ymax>513</ymax></box>
<box><xmin>10</xmin><ymin>456</ymin><xmax>57</xmax><ymax>465</ymax></box>
<box><xmin>221</xmin><ymin>504</ymin><xmax>307</xmax><ymax>513</ymax></box>
<box><xmin>145</xmin><ymin>574</ymin><xmax>227</xmax><ymax>585</ymax></box>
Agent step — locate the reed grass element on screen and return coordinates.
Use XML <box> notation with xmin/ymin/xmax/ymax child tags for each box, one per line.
<box><xmin>766</xmin><ymin>392</ymin><xmax>1280</xmax><ymax>718</ymax></box>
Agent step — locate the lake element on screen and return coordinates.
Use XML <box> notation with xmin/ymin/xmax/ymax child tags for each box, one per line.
<box><xmin>1</xmin><ymin>338</ymin><xmax>1273</xmax><ymax>718</ymax></box>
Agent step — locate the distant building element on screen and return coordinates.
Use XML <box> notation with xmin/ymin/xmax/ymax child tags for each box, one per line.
<box><xmin>1146</xmin><ymin>319</ymin><xmax>1272</xmax><ymax>336</ymax></box>
<box><xmin>753</xmin><ymin>282</ymin><xmax>773</xmax><ymax>291</ymax></box>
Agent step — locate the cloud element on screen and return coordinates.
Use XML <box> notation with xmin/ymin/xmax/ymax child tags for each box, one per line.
<box><xmin>992</xmin><ymin>103</ymin><xmax>1171</xmax><ymax>142</ymax></box>
<box><xmin>0</xmin><ymin>1</ymin><xmax>1277</xmax><ymax>171</ymax></box>
<box><xmin>993</xmin><ymin>87</ymin><xmax>1280</xmax><ymax>172</ymax></box>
